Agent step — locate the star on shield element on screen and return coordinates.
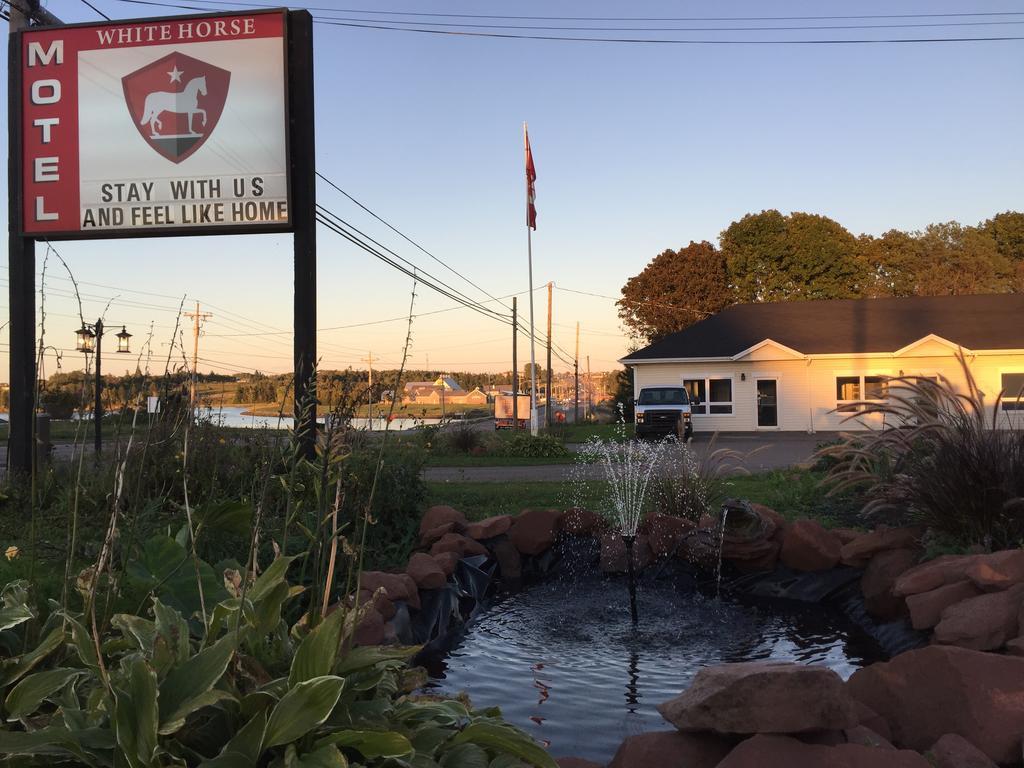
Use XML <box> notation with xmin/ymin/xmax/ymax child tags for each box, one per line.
<box><xmin>122</xmin><ymin>51</ymin><xmax>231</xmax><ymax>164</ymax></box>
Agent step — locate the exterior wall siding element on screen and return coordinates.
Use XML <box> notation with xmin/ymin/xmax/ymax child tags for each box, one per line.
<box><xmin>631</xmin><ymin>349</ymin><xmax>1024</xmax><ymax>433</ymax></box>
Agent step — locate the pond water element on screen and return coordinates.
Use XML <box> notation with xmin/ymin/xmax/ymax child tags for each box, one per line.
<box><xmin>198</xmin><ymin>405</ymin><xmax>439</xmax><ymax>431</ymax></box>
<box><xmin>422</xmin><ymin>575</ymin><xmax>883</xmax><ymax>763</ymax></box>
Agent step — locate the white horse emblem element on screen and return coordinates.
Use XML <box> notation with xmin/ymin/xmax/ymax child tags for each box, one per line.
<box><xmin>138</xmin><ymin>76</ymin><xmax>208</xmax><ymax>138</ymax></box>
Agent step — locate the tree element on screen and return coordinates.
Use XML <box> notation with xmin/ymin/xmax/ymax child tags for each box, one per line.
<box><xmin>721</xmin><ymin>210</ymin><xmax>863</xmax><ymax>303</ymax></box>
<box><xmin>858</xmin><ymin>229</ymin><xmax>926</xmax><ymax>297</ymax></box>
<box><xmin>983</xmin><ymin>211</ymin><xmax>1024</xmax><ymax>263</ymax></box>
<box><xmin>913</xmin><ymin>222</ymin><xmax>1013</xmax><ymax>295</ymax></box>
<box><xmin>617</xmin><ymin>241</ymin><xmax>731</xmax><ymax>344</ymax></box>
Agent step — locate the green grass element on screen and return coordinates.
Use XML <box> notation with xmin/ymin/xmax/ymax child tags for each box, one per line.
<box><xmin>424</xmin><ymin>453</ymin><xmax>582</xmax><ymax>467</ymax></box>
<box><xmin>425</xmin><ymin>480</ymin><xmax>608</xmax><ymax>520</ymax></box>
<box><xmin>548</xmin><ymin>422</ymin><xmax>633</xmax><ymax>443</ymax></box>
<box><xmin>425</xmin><ymin>468</ymin><xmax>866</xmax><ymax>528</ymax></box>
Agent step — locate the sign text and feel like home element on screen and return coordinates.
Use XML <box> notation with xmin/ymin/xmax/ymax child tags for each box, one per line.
<box><xmin>19</xmin><ymin>9</ymin><xmax>290</xmax><ymax>237</ymax></box>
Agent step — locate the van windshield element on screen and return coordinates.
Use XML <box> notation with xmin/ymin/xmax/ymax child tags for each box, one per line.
<box><xmin>637</xmin><ymin>388</ymin><xmax>689</xmax><ymax>406</ymax></box>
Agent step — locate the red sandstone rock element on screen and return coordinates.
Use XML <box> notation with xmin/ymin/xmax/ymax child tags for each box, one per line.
<box><xmin>599</xmin><ymin>534</ymin><xmax>654</xmax><ymax>573</ymax></box>
<box><xmin>432</xmin><ymin>551</ymin><xmax>460</xmax><ymax>577</ymax></box>
<box><xmin>717</xmin><ymin>734</ymin><xmax>930</xmax><ymax>768</ymax></box>
<box><xmin>932</xmin><ymin>583</ymin><xmax>1024</xmax><ymax>650</ymax></box>
<box><xmin>353</xmin><ymin>606</ymin><xmax>385</xmax><ymax>646</ymax></box>
<box><xmin>847</xmin><ymin>645</ymin><xmax>1024</xmax><ymax>764</ymax></box>
<box><xmin>965</xmin><ymin>548</ymin><xmax>1024</xmax><ymax>592</ymax></box>
<box><xmin>418</xmin><ymin>505</ymin><xmax>467</xmax><ymax>538</ymax></box>
<box><xmin>405</xmin><ymin>552</ymin><xmax>447</xmax><ymax>590</ymax></box>
<box><xmin>657</xmin><ymin>662</ymin><xmax>856</xmax><ymax>735</ymax></box>
<box><xmin>429</xmin><ymin>532</ymin><xmax>488</xmax><ymax>558</ymax></box>
<box><xmin>722</xmin><ymin>538</ymin><xmax>781</xmax><ymax>573</ymax></box>
<box><xmin>861</xmin><ymin>548</ymin><xmax>918</xmax><ymax>621</ymax></box>
<box><xmin>925</xmin><ymin>734</ymin><xmax>998</xmax><ymax>768</ymax></box>
<box><xmin>833</xmin><ymin>528</ymin><xmax>863</xmax><ymax>545</ymax></box>
<box><xmin>779</xmin><ymin>520</ymin><xmax>842</xmax><ymax>572</ymax></box>
<box><xmin>905</xmin><ymin>580</ymin><xmax>982</xmax><ymax>630</ymax></box>
<box><xmin>357</xmin><ymin>587</ymin><xmax>396</xmax><ymax>620</ymax></box>
<box><xmin>642</xmin><ymin>513</ymin><xmax>695</xmax><ymax>559</ymax></box>
<box><xmin>893</xmin><ymin>554</ymin><xmax>975</xmax><ymax>597</ymax></box>
<box><xmin>464</xmin><ymin>514</ymin><xmax>512</xmax><ymax>541</ymax></box>
<box><xmin>420</xmin><ymin>521</ymin><xmax>457</xmax><ymax>547</ymax></box>
<box><xmin>749</xmin><ymin>503</ymin><xmax>786</xmax><ymax>534</ymax></box>
<box><xmin>562</xmin><ymin>507</ymin><xmax>604</xmax><ymax>536</ymax></box>
<box><xmin>840</xmin><ymin>526</ymin><xmax>923</xmax><ymax>564</ymax></box>
<box><xmin>608</xmin><ymin>731</ymin><xmax>731</xmax><ymax>768</ymax></box>
<box><xmin>508</xmin><ymin>508</ymin><xmax>564</xmax><ymax>556</ymax></box>
<box><xmin>1006</xmin><ymin>636</ymin><xmax>1024</xmax><ymax>656</ymax></box>
<box><xmin>853</xmin><ymin>700</ymin><xmax>893</xmax><ymax>742</ymax></box>
<box><xmin>492</xmin><ymin>539</ymin><xmax>522</xmax><ymax>589</ymax></box>
<box><xmin>844</xmin><ymin>725</ymin><xmax>895</xmax><ymax>750</ymax></box>
<box><xmin>359</xmin><ymin>571</ymin><xmax>420</xmax><ymax>610</ymax></box>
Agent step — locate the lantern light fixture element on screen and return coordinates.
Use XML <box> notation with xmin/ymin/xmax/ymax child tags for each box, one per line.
<box><xmin>75</xmin><ymin>325</ymin><xmax>96</xmax><ymax>353</ymax></box>
<box><xmin>116</xmin><ymin>326</ymin><xmax>132</xmax><ymax>354</ymax></box>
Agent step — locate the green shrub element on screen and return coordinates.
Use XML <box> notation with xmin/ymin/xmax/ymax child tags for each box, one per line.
<box><xmin>444</xmin><ymin>421</ymin><xmax>486</xmax><ymax>454</ymax></box>
<box><xmin>497</xmin><ymin>432</ymin><xmax>569</xmax><ymax>458</ymax></box>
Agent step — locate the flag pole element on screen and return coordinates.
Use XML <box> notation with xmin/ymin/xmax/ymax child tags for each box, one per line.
<box><xmin>525</xmin><ymin>122</ymin><xmax>538</xmax><ymax>436</ymax></box>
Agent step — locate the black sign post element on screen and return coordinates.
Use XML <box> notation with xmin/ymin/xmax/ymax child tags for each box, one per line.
<box><xmin>7</xmin><ymin>8</ymin><xmax>318</xmax><ymax>473</ymax></box>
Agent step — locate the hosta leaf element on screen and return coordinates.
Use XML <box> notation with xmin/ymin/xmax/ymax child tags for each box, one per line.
<box><xmin>113</xmin><ymin>655</ymin><xmax>159</xmax><ymax>768</ymax></box>
<box><xmin>254</xmin><ymin>579</ymin><xmax>292</xmax><ymax>636</ymax></box>
<box><xmin>263</xmin><ymin>675</ymin><xmax>344</xmax><ymax>749</ymax></box>
<box><xmin>289</xmin><ymin>606</ymin><xmax>345</xmax><ymax>686</ymax></box>
<box><xmin>153</xmin><ymin>599</ymin><xmax>191</xmax><ymax>665</ymax></box>
<box><xmin>440</xmin><ymin>743</ymin><xmax>489</xmax><ymax>768</ymax></box>
<box><xmin>0</xmin><ymin>626</ymin><xmax>64</xmax><ymax>687</ymax></box>
<box><xmin>0</xmin><ymin>603</ymin><xmax>34</xmax><ymax>631</ymax></box>
<box><xmin>248</xmin><ymin>554</ymin><xmax>299</xmax><ymax>604</ymax></box>
<box><xmin>334</xmin><ymin>645</ymin><xmax>418</xmax><ymax>676</ymax></box>
<box><xmin>293</xmin><ymin>744</ymin><xmax>348</xmax><ymax>767</ymax></box>
<box><xmin>199</xmin><ymin>709</ymin><xmax>267</xmax><ymax>768</ymax></box>
<box><xmin>198</xmin><ymin>500</ymin><xmax>253</xmax><ymax>538</ymax></box>
<box><xmin>126</xmin><ymin>535</ymin><xmax>228</xmax><ymax>617</ymax></box>
<box><xmin>0</xmin><ymin>725</ymin><xmax>109</xmax><ymax>765</ymax></box>
<box><xmin>112</xmin><ymin>613</ymin><xmax>157</xmax><ymax>654</ymax></box>
<box><xmin>64</xmin><ymin>615</ymin><xmax>99</xmax><ymax>669</ymax></box>
<box><xmin>5</xmin><ymin>667</ymin><xmax>83</xmax><ymax>720</ymax></box>
<box><xmin>451</xmin><ymin>723</ymin><xmax>556</xmax><ymax>768</ymax></box>
<box><xmin>314</xmin><ymin>729</ymin><xmax>413</xmax><ymax>758</ymax></box>
<box><xmin>158</xmin><ymin>633</ymin><xmax>235</xmax><ymax>734</ymax></box>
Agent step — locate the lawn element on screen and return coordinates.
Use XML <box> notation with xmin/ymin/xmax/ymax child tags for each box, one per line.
<box><xmin>425</xmin><ymin>469</ymin><xmax>865</xmax><ymax>528</ymax></box>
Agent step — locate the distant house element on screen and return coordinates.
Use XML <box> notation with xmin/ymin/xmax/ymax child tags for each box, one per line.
<box><xmin>620</xmin><ymin>295</ymin><xmax>1024</xmax><ymax>433</ymax></box>
<box><xmin>402</xmin><ymin>376</ymin><xmax>487</xmax><ymax>405</ymax></box>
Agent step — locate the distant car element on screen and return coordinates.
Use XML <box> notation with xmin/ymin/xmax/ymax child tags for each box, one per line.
<box><xmin>634</xmin><ymin>386</ymin><xmax>693</xmax><ymax>440</ymax></box>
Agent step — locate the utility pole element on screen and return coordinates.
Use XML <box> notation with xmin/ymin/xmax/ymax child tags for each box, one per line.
<box><xmin>512</xmin><ymin>297</ymin><xmax>519</xmax><ymax>429</ymax></box>
<box><xmin>361</xmin><ymin>351</ymin><xmax>374</xmax><ymax>427</ymax></box>
<box><xmin>574</xmin><ymin>321</ymin><xmax>580</xmax><ymax>424</ymax></box>
<box><xmin>586</xmin><ymin>355</ymin><xmax>592</xmax><ymax>420</ymax></box>
<box><xmin>7</xmin><ymin>0</ymin><xmax>63</xmax><ymax>475</ymax></box>
<box><xmin>545</xmin><ymin>281</ymin><xmax>553</xmax><ymax>428</ymax></box>
<box><xmin>184</xmin><ymin>302</ymin><xmax>213</xmax><ymax>413</ymax></box>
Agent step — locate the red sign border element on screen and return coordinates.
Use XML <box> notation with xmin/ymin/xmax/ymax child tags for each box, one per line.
<box><xmin>13</xmin><ymin>7</ymin><xmax>294</xmax><ymax>240</ymax></box>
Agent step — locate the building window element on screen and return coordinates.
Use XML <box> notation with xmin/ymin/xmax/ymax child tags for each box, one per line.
<box><xmin>836</xmin><ymin>374</ymin><xmax>889</xmax><ymax>412</ymax></box>
<box><xmin>1002</xmin><ymin>373</ymin><xmax>1024</xmax><ymax>411</ymax></box>
<box><xmin>683</xmin><ymin>377</ymin><xmax>733</xmax><ymax>415</ymax></box>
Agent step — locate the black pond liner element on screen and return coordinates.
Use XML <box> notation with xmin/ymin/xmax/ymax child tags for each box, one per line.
<box><xmin>406</xmin><ymin>533</ymin><xmax>924</xmax><ymax>762</ymax></box>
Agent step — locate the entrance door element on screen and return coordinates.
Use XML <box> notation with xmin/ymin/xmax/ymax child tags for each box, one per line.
<box><xmin>757</xmin><ymin>379</ymin><xmax>778</xmax><ymax>427</ymax></box>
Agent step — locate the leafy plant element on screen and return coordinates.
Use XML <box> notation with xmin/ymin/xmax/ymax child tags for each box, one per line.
<box><xmin>496</xmin><ymin>433</ymin><xmax>568</xmax><ymax>459</ymax></box>
<box><xmin>819</xmin><ymin>351</ymin><xmax>1024</xmax><ymax>548</ymax></box>
<box><xmin>651</xmin><ymin>435</ymin><xmax>749</xmax><ymax>523</ymax></box>
<box><xmin>0</xmin><ymin>561</ymin><xmax>557</xmax><ymax>768</ymax></box>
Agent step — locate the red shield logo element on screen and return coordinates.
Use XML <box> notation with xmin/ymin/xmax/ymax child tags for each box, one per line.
<box><xmin>122</xmin><ymin>52</ymin><xmax>231</xmax><ymax>164</ymax></box>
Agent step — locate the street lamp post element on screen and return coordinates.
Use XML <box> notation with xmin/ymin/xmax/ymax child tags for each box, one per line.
<box><xmin>76</xmin><ymin>320</ymin><xmax>131</xmax><ymax>455</ymax></box>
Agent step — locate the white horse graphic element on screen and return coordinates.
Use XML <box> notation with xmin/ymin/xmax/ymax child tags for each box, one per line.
<box><xmin>138</xmin><ymin>76</ymin><xmax>207</xmax><ymax>137</ymax></box>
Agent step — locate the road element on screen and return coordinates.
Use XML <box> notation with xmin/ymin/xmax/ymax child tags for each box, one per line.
<box><xmin>423</xmin><ymin>432</ymin><xmax>837</xmax><ymax>483</ymax></box>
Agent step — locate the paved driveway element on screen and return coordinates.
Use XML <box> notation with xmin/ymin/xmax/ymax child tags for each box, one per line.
<box><xmin>424</xmin><ymin>432</ymin><xmax>838</xmax><ymax>483</ymax></box>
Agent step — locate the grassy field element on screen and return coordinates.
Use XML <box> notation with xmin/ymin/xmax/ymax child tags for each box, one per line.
<box><xmin>425</xmin><ymin>468</ymin><xmax>865</xmax><ymax>528</ymax></box>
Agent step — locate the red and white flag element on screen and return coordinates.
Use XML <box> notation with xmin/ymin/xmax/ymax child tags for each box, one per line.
<box><xmin>525</xmin><ymin>125</ymin><xmax>537</xmax><ymax>230</ymax></box>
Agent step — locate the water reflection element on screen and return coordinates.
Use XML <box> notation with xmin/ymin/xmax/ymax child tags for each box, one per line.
<box><xmin>424</xmin><ymin>575</ymin><xmax>883</xmax><ymax>762</ymax></box>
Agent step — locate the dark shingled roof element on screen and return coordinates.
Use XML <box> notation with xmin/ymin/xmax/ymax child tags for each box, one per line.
<box><xmin>622</xmin><ymin>294</ymin><xmax>1024</xmax><ymax>362</ymax></box>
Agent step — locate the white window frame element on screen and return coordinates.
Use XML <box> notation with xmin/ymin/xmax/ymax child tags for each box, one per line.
<box><xmin>999</xmin><ymin>370</ymin><xmax>1024</xmax><ymax>413</ymax></box>
<box><xmin>682</xmin><ymin>374</ymin><xmax>735</xmax><ymax>416</ymax></box>
<box><xmin>835</xmin><ymin>372</ymin><xmax>892</xmax><ymax>413</ymax></box>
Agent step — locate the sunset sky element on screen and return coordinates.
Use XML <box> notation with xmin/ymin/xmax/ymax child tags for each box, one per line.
<box><xmin>2</xmin><ymin>0</ymin><xmax>1022</xmax><ymax>381</ymax></box>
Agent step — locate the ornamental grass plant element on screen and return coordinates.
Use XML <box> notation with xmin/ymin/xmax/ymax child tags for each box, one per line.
<box><xmin>819</xmin><ymin>351</ymin><xmax>1024</xmax><ymax>549</ymax></box>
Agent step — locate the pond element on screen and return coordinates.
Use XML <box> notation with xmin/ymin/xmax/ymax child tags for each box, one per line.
<box><xmin>198</xmin><ymin>405</ymin><xmax>440</xmax><ymax>431</ymax></box>
<box><xmin>422</xmin><ymin>575</ymin><xmax>883</xmax><ymax>763</ymax></box>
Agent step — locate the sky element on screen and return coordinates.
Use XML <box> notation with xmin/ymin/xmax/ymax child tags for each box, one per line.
<box><xmin>2</xmin><ymin>0</ymin><xmax>1023</xmax><ymax>383</ymax></box>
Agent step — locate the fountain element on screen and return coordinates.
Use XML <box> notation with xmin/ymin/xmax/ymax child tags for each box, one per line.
<box><xmin>579</xmin><ymin>432</ymin><xmax>676</xmax><ymax>624</ymax></box>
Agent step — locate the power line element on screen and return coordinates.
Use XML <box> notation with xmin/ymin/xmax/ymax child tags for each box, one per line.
<box><xmin>80</xmin><ymin>0</ymin><xmax>111</xmax><ymax>20</ymax></box>
<box><xmin>113</xmin><ymin>1</ymin><xmax>1024</xmax><ymax>23</ymax></box>
<box><xmin>316</xmin><ymin>172</ymin><xmax>511</xmax><ymax>312</ymax></box>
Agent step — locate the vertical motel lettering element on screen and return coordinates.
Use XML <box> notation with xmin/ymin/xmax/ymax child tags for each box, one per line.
<box><xmin>25</xmin><ymin>38</ymin><xmax>64</xmax><ymax>224</ymax></box>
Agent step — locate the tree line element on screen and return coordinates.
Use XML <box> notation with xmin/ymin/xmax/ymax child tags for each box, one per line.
<box><xmin>618</xmin><ymin>210</ymin><xmax>1024</xmax><ymax>344</ymax></box>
